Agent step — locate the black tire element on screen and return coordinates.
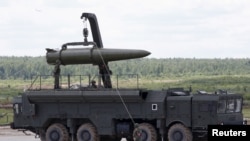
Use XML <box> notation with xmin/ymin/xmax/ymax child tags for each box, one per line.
<box><xmin>77</xmin><ymin>123</ymin><xmax>99</xmax><ymax>141</ymax></box>
<box><xmin>133</xmin><ymin>123</ymin><xmax>157</xmax><ymax>141</ymax></box>
<box><xmin>46</xmin><ymin>123</ymin><xmax>69</xmax><ymax>141</ymax></box>
<box><xmin>168</xmin><ymin>123</ymin><xmax>193</xmax><ymax>141</ymax></box>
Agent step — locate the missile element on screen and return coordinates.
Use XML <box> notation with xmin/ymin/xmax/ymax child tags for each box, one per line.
<box><xmin>46</xmin><ymin>47</ymin><xmax>151</xmax><ymax>65</ymax></box>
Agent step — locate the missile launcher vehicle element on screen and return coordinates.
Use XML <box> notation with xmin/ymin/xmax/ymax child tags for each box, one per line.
<box><xmin>11</xmin><ymin>13</ymin><xmax>245</xmax><ymax>141</ymax></box>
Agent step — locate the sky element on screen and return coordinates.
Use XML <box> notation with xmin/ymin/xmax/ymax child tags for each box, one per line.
<box><xmin>0</xmin><ymin>0</ymin><xmax>250</xmax><ymax>59</ymax></box>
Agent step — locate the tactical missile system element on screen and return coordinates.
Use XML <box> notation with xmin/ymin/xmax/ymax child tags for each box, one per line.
<box><xmin>11</xmin><ymin>13</ymin><xmax>245</xmax><ymax>141</ymax></box>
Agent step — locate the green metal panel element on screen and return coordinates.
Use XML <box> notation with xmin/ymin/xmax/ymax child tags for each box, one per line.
<box><xmin>166</xmin><ymin>96</ymin><xmax>192</xmax><ymax>127</ymax></box>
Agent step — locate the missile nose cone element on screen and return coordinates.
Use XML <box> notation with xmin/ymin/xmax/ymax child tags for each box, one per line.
<box><xmin>140</xmin><ymin>50</ymin><xmax>151</xmax><ymax>57</ymax></box>
<box><xmin>127</xmin><ymin>49</ymin><xmax>151</xmax><ymax>58</ymax></box>
<box><xmin>100</xmin><ymin>48</ymin><xmax>151</xmax><ymax>62</ymax></box>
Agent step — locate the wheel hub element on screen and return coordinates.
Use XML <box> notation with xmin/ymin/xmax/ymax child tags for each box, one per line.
<box><xmin>50</xmin><ymin>130</ymin><xmax>60</xmax><ymax>141</ymax></box>
<box><xmin>81</xmin><ymin>130</ymin><xmax>91</xmax><ymax>141</ymax></box>
<box><xmin>173</xmin><ymin>131</ymin><xmax>183</xmax><ymax>141</ymax></box>
<box><xmin>141</xmin><ymin>130</ymin><xmax>148</xmax><ymax>141</ymax></box>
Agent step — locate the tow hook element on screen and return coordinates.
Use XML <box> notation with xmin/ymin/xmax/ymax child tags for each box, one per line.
<box><xmin>18</xmin><ymin>129</ymin><xmax>31</xmax><ymax>136</ymax></box>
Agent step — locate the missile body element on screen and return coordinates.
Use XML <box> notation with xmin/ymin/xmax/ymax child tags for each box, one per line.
<box><xmin>46</xmin><ymin>47</ymin><xmax>151</xmax><ymax>65</ymax></box>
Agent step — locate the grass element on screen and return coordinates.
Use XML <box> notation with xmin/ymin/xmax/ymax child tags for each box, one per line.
<box><xmin>0</xmin><ymin>108</ymin><xmax>13</xmax><ymax>125</ymax></box>
<box><xmin>1</xmin><ymin>75</ymin><xmax>250</xmax><ymax>124</ymax></box>
<box><xmin>140</xmin><ymin>75</ymin><xmax>250</xmax><ymax>101</ymax></box>
<box><xmin>243</xmin><ymin>108</ymin><xmax>250</xmax><ymax>119</ymax></box>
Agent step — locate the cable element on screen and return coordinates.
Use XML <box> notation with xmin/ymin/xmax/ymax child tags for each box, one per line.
<box><xmin>81</xmin><ymin>18</ymin><xmax>136</xmax><ymax>126</ymax></box>
<box><xmin>96</xmin><ymin>48</ymin><xmax>136</xmax><ymax>125</ymax></box>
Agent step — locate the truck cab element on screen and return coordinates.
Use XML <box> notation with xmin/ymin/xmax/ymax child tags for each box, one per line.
<box><xmin>166</xmin><ymin>89</ymin><xmax>244</xmax><ymax>140</ymax></box>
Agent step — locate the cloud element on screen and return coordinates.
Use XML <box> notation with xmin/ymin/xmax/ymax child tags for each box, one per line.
<box><xmin>0</xmin><ymin>0</ymin><xmax>250</xmax><ymax>58</ymax></box>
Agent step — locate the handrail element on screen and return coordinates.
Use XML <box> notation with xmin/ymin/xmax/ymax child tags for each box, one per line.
<box><xmin>28</xmin><ymin>74</ymin><xmax>140</xmax><ymax>90</ymax></box>
<box><xmin>28</xmin><ymin>75</ymin><xmax>39</xmax><ymax>90</ymax></box>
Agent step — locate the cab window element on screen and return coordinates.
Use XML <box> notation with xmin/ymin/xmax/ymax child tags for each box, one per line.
<box><xmin>217</xmin><ymin>98</ymin><xmax>242</xmax><ymax>113</ymax></box>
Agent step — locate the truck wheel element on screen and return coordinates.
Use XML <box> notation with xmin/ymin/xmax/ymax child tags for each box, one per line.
<box><xmin>132</xmin><ymin>123</ymin><xmax>157</xmax><ymax>141</ymax></box>
<box><xmin>77</xmin><ymin>123</ymin><xmax>99</xmax><ymax>141</ymax></box>
<box><xmin>168</xmin><ymin>123</ymin><xmax>192</xmax><ymax>141</ymax></box>
<box><xmin>46</xmin><ymin>123</ymin><xmax>69</xmax><ymax>141</ymax></box>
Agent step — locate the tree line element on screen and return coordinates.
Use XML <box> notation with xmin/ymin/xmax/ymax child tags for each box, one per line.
<box><xmin>1</xmin><ymin>56</ymin><xmax>250</xmax><ymax>79</ymax></box>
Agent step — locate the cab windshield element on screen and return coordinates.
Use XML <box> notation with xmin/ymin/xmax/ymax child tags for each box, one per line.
<box><xmin>217</xmin><ymin>98</ymin><xmax>242</xmax><ymax>113</ymax></box>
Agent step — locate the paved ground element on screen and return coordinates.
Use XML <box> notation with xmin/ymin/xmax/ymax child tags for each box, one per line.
<box><xmin>0</xmin><ymin>126</ymin><xmax>39</xmax><ymax>141</ymax></box>
<box><xmin>0</xmin><ymin>125</ymin><xmax>32</xmax><ymax>136</ymax></box>
<box><xmin>0</xmin><ymin>125</ymin><xmax>128</xmax><ymax>141</ymax></box>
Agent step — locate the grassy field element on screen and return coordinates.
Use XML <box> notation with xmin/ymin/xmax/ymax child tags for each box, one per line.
<box><xmin>140</xmin><ymin>75</ymin><xmax>250</xmax><ymax>100</ymax></box>
<box><xmin>243</xmin><ymin>108</ymin><xmax>250</xmax><ymax>119</ymax></box>
<box><xmin>0</xmin><ymin>108</ymin><xmax>13</xmax><ymax>125</ymax></box>
<box><xmin>1</xmin><ymin>75</ymin><xmax>250</xmax><ymax>124</ymax></box>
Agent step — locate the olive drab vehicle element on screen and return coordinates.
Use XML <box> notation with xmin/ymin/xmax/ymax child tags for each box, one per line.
<box><xmin>11</xmin><ymin>13</ymin><xmax>245</xmax><ymax>141</ymax></box>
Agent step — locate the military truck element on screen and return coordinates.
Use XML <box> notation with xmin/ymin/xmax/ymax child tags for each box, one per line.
<box><xmin>10</xmin><ymin>13</ymin><xmax>245</xmax><ymax>141</ymax></box>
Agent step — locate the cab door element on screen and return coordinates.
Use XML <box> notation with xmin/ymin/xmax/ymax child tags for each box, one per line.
<box><xmin>166</xmin><ymin>96</ymin><xmax>192</xmax><ymax>127</ymax></box>
<box><xmin>192</xmin><ymin>95</ymin><xmax>217</xmax><ymax>127</ymax></box>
